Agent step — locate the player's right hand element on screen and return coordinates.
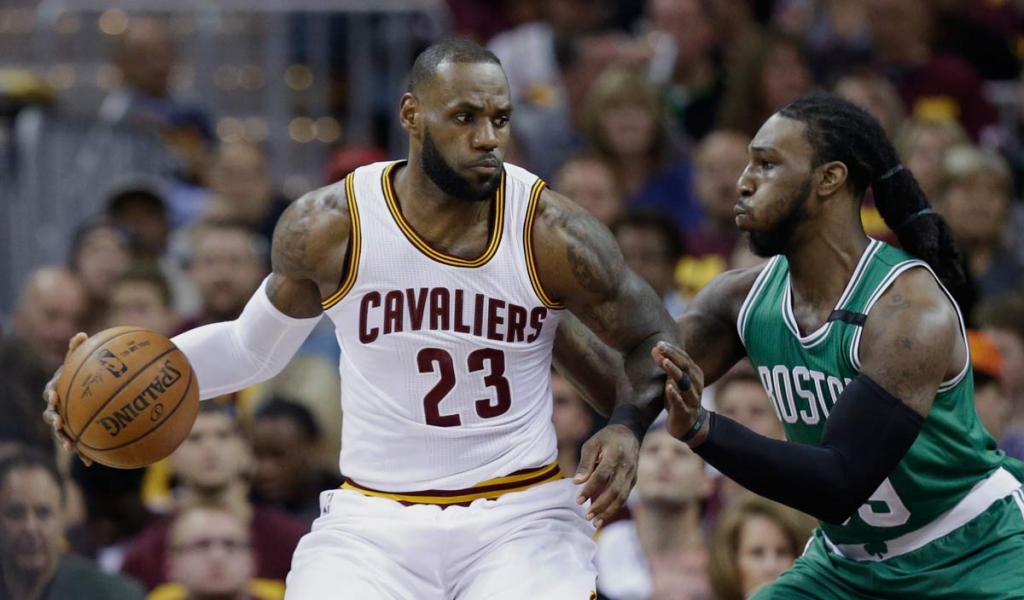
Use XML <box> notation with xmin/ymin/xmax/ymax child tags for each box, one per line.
<box><xmin>652</xmin><ymin>342</ymin><xmax>705</xmax><ymax>441</ymax></box>
<box><xmin>41</xmin><ymin>332</ymin><xmax>92</xmax><ymax>466</ymax></box>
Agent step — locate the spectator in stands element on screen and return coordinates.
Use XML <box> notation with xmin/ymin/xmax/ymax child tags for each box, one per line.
<box><xmin>151</xmin><ymin>506</ymin><xmax>284</xmax><ymax>600</ymax></box>
<box><xmin>0</xmin><ymin>449</ymin><xmax>145</xmax><ymax>600</ymax></box>
<box><xmin>833</xmin><ymin>70</ymin><xmax>906</xmax><ymax>139</ymax></box>
<box><xmin>968</xmin><ymin>330</ymin><xmax>1011</xmax><ymax>445</ymax></box>
<box><xmin>68</xmin><ymin>219</ymin><xmax>135</xmax><ymax>334</ymax></box>
<box><xmin>612</xmin><ymin>210</ymin><xmax>688</xmax><ymax>317</ymax></box>
<box><xmin>99</xmin><ymin>17</ymin><xmax>214</xmax><ymax>228</ymax></box>
<box><xmin>707</xmin><ymin>495</ymin><xmax>815</xmax><ymax>600</ymax></box>
<box><xmin>896</xmin><ymin>117</ymin><xmax>969</xmax><ymax>204</ymax></box>
<box><xmin>105</xmin><ymin>262</ymin><xmax>179</xmax><ymax>337</ymax></box>
<box><xmin>596</xmin><ymin>422</ymin><xmax>712</xmax><ymax>600</ymax></box>
<box><xmin>679</xmin><ymin>130</ymin><xmax>750</xmax><ymax>296</ymax></box>
<box><xmin>177</xmin><ymin>222</ymin><xmax>268</xmax><ymax>331</ymax></box>
<box><xmin>719</xmin><ymin>30</ymin><xmax>815</xmax><ymax>138</ymax></box>
<box><xmin>0</xmin><ymin>267</ymin><xmax>87</xmax><ymax>453</ymax></box>
<box><xmin>645</xmin><ymin>0</ymin><xmax>724</xmax><ymax>142</ymax></box>
<box><xmin>774</xmin><ymin>0</ymin><xmax>872</xmax><ymax>77</ymax></box>
<box><xmin>66</xmin><ymin>461</ymin><xmax>155</xmax><ymax>574</ymax></box>
<box><xmin>104</xmin><ymin>181</ymin><xmax>171</xmax><ymax>261</ymax></box>
<box><xmin>120</xmin><ymin>404</ymin><xmax>306</xmax><ymax>592</ymax></box>
<box><xmin>938</xmin><ymin>145</ymin><xmax>1024</xmax><ymax>299</ymax></box>
<box><xmin>583</xmin><ymin>67</ymin><xmax>698</xmax><ymax>231</ymax></box>
<box><xmin>550</xmin><ymin>372</ymin><xmax>597</xmax><ymax>477</ymax></box>
<box><xmin>710</xmin><ymin>366</ymin><xmax>785</xmax><ymax>509</ymax></box>
<box><xmin>553</xmin><ymin>155</ymin><xmax>622</xmax><ymax>226</ymax></box>
<box><xmin>975</xmin><ymin>293</ymin><xmax>1024</xmax><ymax>461</ymax></box>
<box><xmin>201</xmin><ymin>143</ymin><xmax>290</xmax><ymax>243</ymax></box>
<box><xmin>866</xmin><ymin>0</ymin><xmax>997</xmax><ymax>141</ymax></box>
<box><xmin>250</xmin><ymin>399</ymin><xmax>341</xmax><ymax>526</ymax></box>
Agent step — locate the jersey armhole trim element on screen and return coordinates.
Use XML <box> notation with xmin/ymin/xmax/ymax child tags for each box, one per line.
<box><xmin>322</xmin><ymin>173</ymin><xmax>361</xmax><ymax>310</ymax></box>
<box><xmin>849</xmin><ymin>261</ymin><xmax>970</xmax><ymax>391</ymax></box>
<box><xmin>737</xmin><ymin>256</ymin><xmax>779</xmax><ymax>348</ymax></box>
<box><xmin>524</xmin><ymin>179</ymin><xmax>564</xmax><ymax>310</ymax></box>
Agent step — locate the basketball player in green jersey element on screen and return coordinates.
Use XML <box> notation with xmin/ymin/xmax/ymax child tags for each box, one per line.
<box><xmin>634</xmin><ymin>95</ymin><xmax>1024</xmax><ymax>598</ymax></box>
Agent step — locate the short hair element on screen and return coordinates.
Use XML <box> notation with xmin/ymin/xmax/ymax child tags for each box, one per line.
<box><xmin>708</xmin><ymin>495</ymin><xmax>815</xmax><ymax>600</ymax></box>
<box><xmin>0</xmin><ymin>449</ymin><xmax>65</xmax><ymax>504</ymax></box>
<box><xmin>975</xmin><ymin>292</ymin><xmax>1024</xmax><ymax>344</ymax></box>
<box><xmin>611</xmin><ymin>209</ymin><xmax>686</xmax><ymax>263</ymax></box>
<box><xmin>407</xmin><ymin>38</ymin><xmax>501</xmax><ymax>95</ymax></box>
<box><xmin>940</xmin><ymin>145</ymin><xmax>1012</xmax><ymax>197</ymax></box>
<box><xmin>105</xmin><ymin>180</ymin><xmax>167</xmax><ymax>217</ymax></box>
<box><xmin>254</xmin><ymin>398</ymin><xmax>320</xmax><ymax>441</ymax></box>
<box><xmin>169</xmin><ymin>505</ymin><xmax>250</xmax><ymax>552</ymax></box>
<box><xmin>67</xmin><ymin>217</ymin><xmax>138</xmax><ymax>267</ymax></box>
<box><xmin>113</xmin><ymin>260</ymin><xmax>173</xmax><ymax>308</ymax></box>
<box><xmin>189</xmin><ymin>220</ymin><xmax>270</xmax><ymax>266</ymax></box>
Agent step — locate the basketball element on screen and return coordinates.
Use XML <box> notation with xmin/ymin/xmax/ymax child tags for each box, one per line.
<box><xmin>56</xmin><ymin>326</ymin><xmax>199</xmax><ymax>469</ymax></box>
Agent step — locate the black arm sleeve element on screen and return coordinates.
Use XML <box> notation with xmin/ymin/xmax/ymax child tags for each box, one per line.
<box><xmin>693</xmin><ymin>374</ymin><xmax>924</xmax><ymax>524</ymax></box>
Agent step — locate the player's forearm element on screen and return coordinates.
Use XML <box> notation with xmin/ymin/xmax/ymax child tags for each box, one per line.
<box><xmin>172</xmin><ymin>278</ymin><xmax>321</xmax><ymax>399</ymax></box>
<box><xmin>553</xmin><ymin>315</ymin><xmax>624</xmax><ymax>417</ymax></box>
<box><xmin>693</xmin><ymin>375</ymin><xmax>924</xmax><ymax>524</ymax></box>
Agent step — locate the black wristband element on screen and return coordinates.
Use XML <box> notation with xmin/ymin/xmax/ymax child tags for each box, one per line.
<box><xmin>679</xmin><ymin>406</ymin><xmax>709</xmax><ymax>443</ymax></box>
<box><xmin>608</xmin><ymin>404</ymin><xmax>651</xmax><ymax>443</ymax></box>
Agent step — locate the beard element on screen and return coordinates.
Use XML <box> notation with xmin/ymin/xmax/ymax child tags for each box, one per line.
<box><xmin>747</xmin><ymin>178</ymin><xmax>812</xmax><ymax>258</ymax></box>
<box><xmin>420</xmin><ymin>128</ymin><xmax>501</xmax><ymax>202</ymax></box>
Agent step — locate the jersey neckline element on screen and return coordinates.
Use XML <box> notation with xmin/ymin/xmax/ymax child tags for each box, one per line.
<box><xmin>380</xmin><ymin>161</ymin><xmax>506</xmax><ymax>268</ymax></box>
<box><xmin>782</xmin><ymin>239</ymin><xmax>881</xmax><ymax>348</ymax></box>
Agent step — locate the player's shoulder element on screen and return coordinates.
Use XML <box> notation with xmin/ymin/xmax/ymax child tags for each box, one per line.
<box><xmin>271</xmin><ymin>179</ymin><xmax>352</xmax><ymax>278</ymax></box>
<box><xmin>871</xmin><ymin>265</ymin><xmax>957</xmax><ymax>327</ymax></box>
<box><xmin>687</xmin><ymin>261</ymin><xmax>774</xmax><ymax>321</ymax></box>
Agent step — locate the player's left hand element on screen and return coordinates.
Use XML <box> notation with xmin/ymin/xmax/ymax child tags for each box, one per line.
<box><xmin>573</xmin><ymin>424</ymin><xmax>639</xmax><ymax>529</ymax></box>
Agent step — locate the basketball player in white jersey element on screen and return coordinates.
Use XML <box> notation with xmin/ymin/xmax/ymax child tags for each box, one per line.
<box><xmin>44</xmin><ymin>40</ymin><xmax>682</xmax><ymax>598</ymax></box>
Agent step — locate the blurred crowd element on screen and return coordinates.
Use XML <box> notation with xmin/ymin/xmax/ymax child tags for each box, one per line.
<box><xmin>3</xmin><ymin>0</ymin><xmax>1024</xmax><ymax>598</ymax></box>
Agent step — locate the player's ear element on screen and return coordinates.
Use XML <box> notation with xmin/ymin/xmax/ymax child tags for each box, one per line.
<box><xmin>817</xmin><ymin>161</ymin><xmax>847</xmax><ymax>199</ymax></box>
<box><xmin>399</xmin><ymin>93</ymin><xmax>421</xmax><ymax>138</ymax></box>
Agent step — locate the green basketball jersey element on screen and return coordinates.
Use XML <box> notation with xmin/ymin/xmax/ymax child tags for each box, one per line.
<box><xmin>738</xmin><ymin>239</ymin><xmax>1018</xmax><ymax>549</ymax></box>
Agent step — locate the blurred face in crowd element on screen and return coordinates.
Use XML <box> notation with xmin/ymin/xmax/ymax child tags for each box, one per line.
<box><xmin>696</xmin><ymin>131</ymin><xmax>752</xmax><ymax>227</ymax></box>
<box><xmin>905</xmin><ymin>126</ymin><xmax>959</xmax><ymax>200</ymax></box>
<box><xmin>73</xmin><ymin>226</ymin><xmax>133</xmax><ymax>300</ymax></box>
<box><xmin>190</xmin><ymin>227</ymin><xmax>267</xmax><ymax>321</ymax></box>
<box><xmin>548</xmin><ymin>0</ymin><xmax>604</xmax><ymax>33</ymax></box>
<box><xmin>649</xmin><ymin>0</ymin><xmax>713</xmax><ymax>69</ymax></box>
<box><xmin>208</xmin><ymin>144</ymin><xmax>275</xmax><ymax>224</ymax></box>
<box><xmin>119</xmin><ymin>18</ymin><xmax>177</xmax><ymax>99</ymax></box>
<box><xmin>761</xmin><ymin>42</ymin><xmax>811</xmax><ymax>113</ymax></box>
<box><xmin>982</xmin><ymin>329</ymin><xmax>1024</xmax><ymax>401</ymax></box>
<box><xmin>171</xmin><ymin>412</ymin><xmax>251</xmax><ymax>493</ymax></box>
<box><xmin>109</xmin><ymin>195</ymin><xmax>170</xmax><ymax>258</ymax></box>
<box><xmin>555</xmin><ymin>158</ymin><xmax>622</xmax><ymax>226</ymax></box>
<box><xmin>550</xmin><ymin>373</ymin><xmax>594</xmax><ymax>452</ymax></box>
<box><xmin>0</xmin><ymin>467</ymin><xmax>64</xmax><ymax>579</ymax></box>
<box><xmin>736</xmin><ymin>514</ymin><xmax>797</xmax><ymax>597</ymax></box>
<box><xmin>252</xmin><ymin>416</ymin><xmax>313</xmax><ymax>505</ymax></box>
<box><xmin>867</xmin><ymin>0</ymin><xmax>931</xmax><ymax>62</ymax></box>
<box><xmin>600</xmin><ymin>100</ymin><xmax>658</xmax><ymax>158</ymax></box>
<box><xmin>169</xmin><ymin>508</ymin><xmax>254</xmax><ymax>598</ymax></box>
<box><xmin>716</xmin><ymin>378</ymin><xmax>783</xmax><ymax>440</ymax></box>
<box><xmin>403</xmin><ymin>61</ymin><xmax>509</xmax><ymax>203</ymax></box>
<box><xmin>636</xmin><ymin>428</ymin><xmax>710</xmax><ymax>506</ymax></box>
<box><xmin>14</xmin><ymin>268</ymin><xmax>87</xmax><ymax>371</ymax></box>
<box><xmin>107</xmin><ymin>280</ymin><xmax>176</xmax><ymax>337</ymax></box>
<box><xmin>615</xmin><ymin>224</ymin><xmax>676</xmax><ymax>297</ymax></box>
<box><xmin>942</xmin><ymin>172</ymin><xmax>1008</xmax><ymax>247</ymax></box>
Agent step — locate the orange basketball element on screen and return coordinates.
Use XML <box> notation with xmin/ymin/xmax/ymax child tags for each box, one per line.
<box><xmin>56</xmin><ymin>326</ymin><xmax>199</xmax><ymax>469</ymax></box>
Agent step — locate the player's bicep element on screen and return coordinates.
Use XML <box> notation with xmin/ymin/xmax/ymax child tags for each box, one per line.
<box><xmin>857</xmin><ymin>271</ymin><xmax>960</xmax><ymax>417</ymax></box>
<box><xmin>267</xmin><ymin>185</ymin><xmax>352</xmax><ymax>318</ymax></box>
<box><xmin>532</xmin><ymin>189</ymin><xmax>675</xmax><ymax>349</ymax></box>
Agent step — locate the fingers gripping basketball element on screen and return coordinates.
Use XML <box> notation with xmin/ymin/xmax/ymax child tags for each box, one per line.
<box><xmin>56</xmin><ymin>326</ymin><xmax>199</xmax><ymax>469</ymax></box>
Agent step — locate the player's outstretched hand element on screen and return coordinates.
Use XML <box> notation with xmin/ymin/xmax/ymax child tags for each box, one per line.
<box><xmin>41</xmin><ymin>332</ymin><xmax>93</xmax><ymax>466</ymax></box>
<box><xmin>651</xmin><ymin>342</ymin><xmax>705</xmax><ymax>440</ymax></box>
<box><xmin>573</xmin><ymin>424</ymin><xmax>639</xmax><ymax>529</ymax></box>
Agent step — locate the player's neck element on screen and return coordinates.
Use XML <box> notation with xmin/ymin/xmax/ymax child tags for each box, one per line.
<box><xmin>392</xmin><ymin>161</ymin><xmax>493</xmax><ymax>245</ymax></box>
<box><xmin>786</xmin><ymin>217</ymin><xmax>870</xmax><ymax>313</ymax></box>
<box><xmin>633</xmin><ymin>501</ymin><xmax>703</xmax><ymax>554</ymax></box>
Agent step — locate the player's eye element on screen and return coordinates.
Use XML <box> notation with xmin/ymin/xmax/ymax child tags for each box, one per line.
<box><xmin>494</xmin><ymin>116</ymin><xmax>510</xmax><ymax>128</ymax></box>
<box><xmin>454</xmin><ymin>114</ymin><xmax>472</xmax><ymax>124</ymax></box>
<box><xmin>761</xmin><ymin>160</ymin><xmax>775</xmax><ymax>171</ymax></box>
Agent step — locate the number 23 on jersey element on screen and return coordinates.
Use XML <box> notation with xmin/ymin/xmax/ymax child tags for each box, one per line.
<box><xmin>417</xmin><ymin>347</ymin><xmax>511</xmax><ymax>427</ymax></box>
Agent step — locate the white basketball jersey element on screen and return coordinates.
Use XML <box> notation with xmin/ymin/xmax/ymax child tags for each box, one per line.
<box><xmin>322</xmin><ymin>161</ymin><xmax>565</xmax><ymax>492</ymax></box>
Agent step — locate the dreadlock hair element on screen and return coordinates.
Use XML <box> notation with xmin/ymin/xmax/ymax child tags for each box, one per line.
<box><xmin>776</xmin><ymin>94</ymin><xmax>969</xmax><ymax>303</ymax></box>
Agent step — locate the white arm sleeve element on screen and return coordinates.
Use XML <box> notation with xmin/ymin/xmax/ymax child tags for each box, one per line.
<box><xmin>171</xmin><ymin>277</ymin><xmax>322</xmax><ymax>400</ymax></box>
